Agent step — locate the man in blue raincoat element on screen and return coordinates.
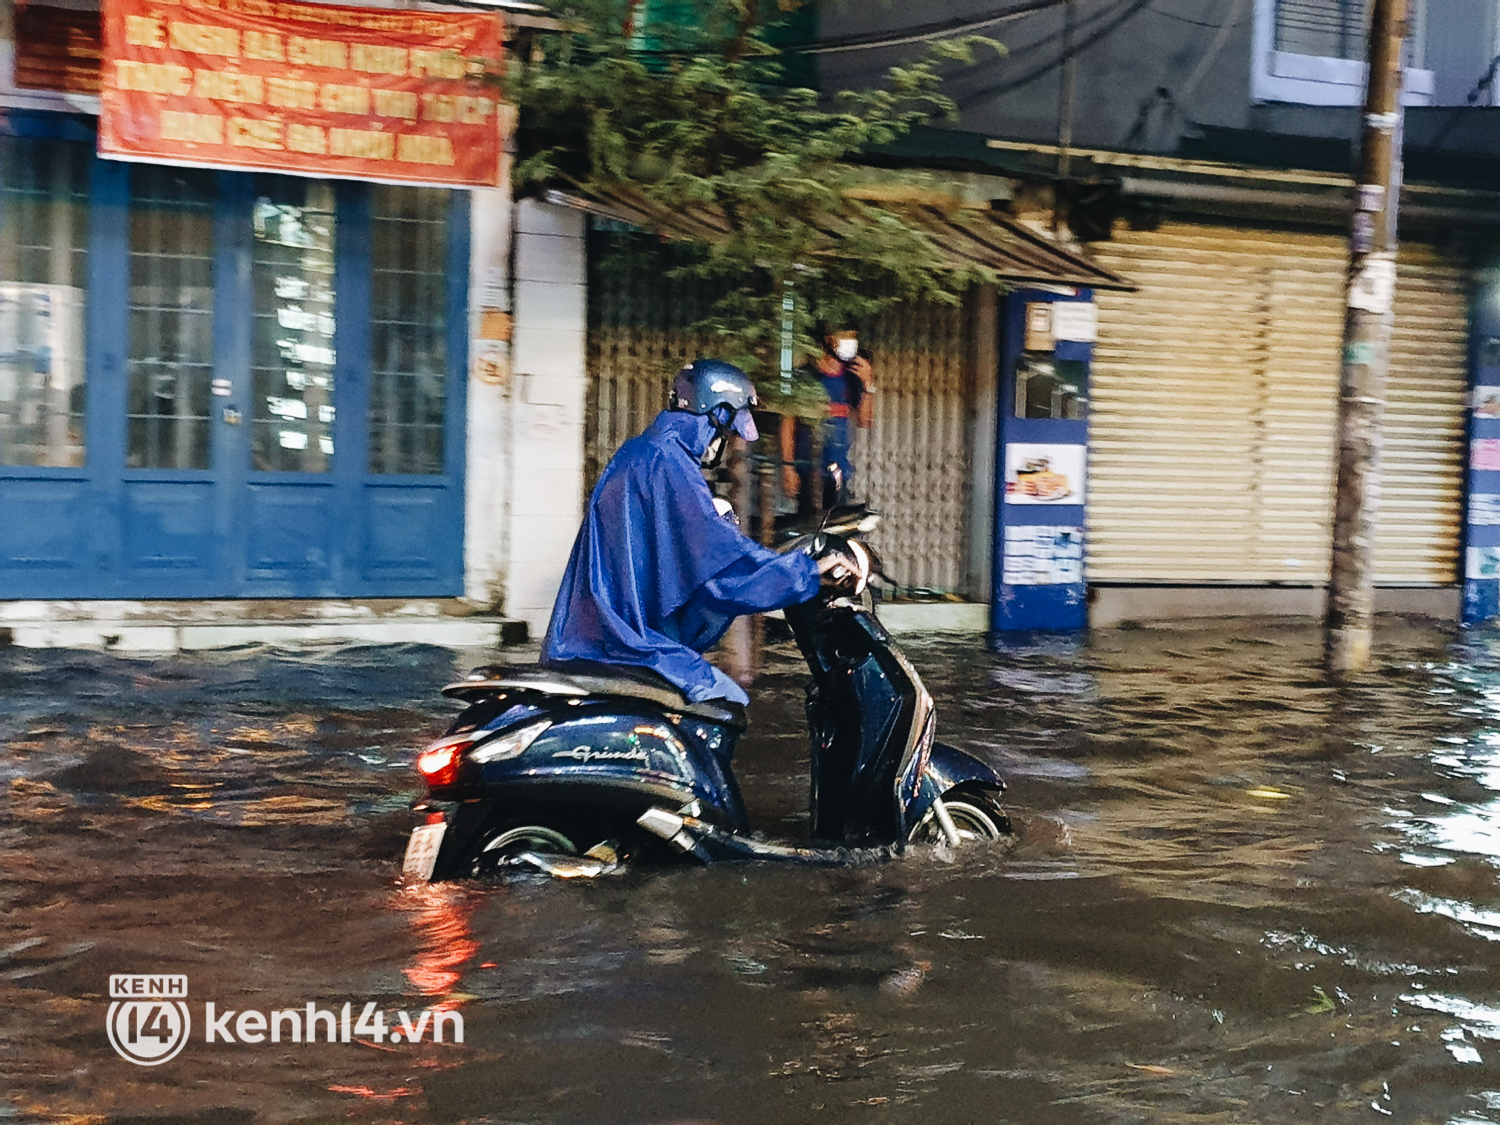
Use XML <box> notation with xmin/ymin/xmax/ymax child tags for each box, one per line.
<box><xmin>541</xmin><ymin>358</ymin><xmax>839</xmax><ymax>707</ymax></box>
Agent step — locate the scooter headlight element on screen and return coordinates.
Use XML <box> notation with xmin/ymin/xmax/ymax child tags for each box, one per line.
<box><xmin>469</xmin><ymin>720</ymin><xmax>552</xmax><ymax>763</ymax></box>
<box><xmin>848</xmin><ymin>541</ymin><xmax>871</xmax><ymax>595</ymax></box>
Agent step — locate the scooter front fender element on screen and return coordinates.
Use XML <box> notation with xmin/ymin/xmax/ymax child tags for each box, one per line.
<box><xmin>908</xmin><ymin>741</ymin><xmax>1005</xmax><ymax>829</ymax></box>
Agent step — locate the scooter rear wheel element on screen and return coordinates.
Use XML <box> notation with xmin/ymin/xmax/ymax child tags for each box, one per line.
<box><xmin>471</xmin><ymin>824</ymin><xmax>579</xmax><ymax>877</ymax></box>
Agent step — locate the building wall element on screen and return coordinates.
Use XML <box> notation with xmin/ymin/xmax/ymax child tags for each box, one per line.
<box><xmin>500</xmin><ymin>200</ymin><xmax>589</xmax><ymax>633</ymax></box>
<box><xmin>820</xmin><ymin>0</ymin><xmax>1500</xmax><ymax>153</ymax></box>
<box><xmin>464</xmin><ymin>187</ymin><xmax>513</xmax><ymax>609</ymax></box>
<box><xmin>1424</xmin><ymin>0</ymin><xmax>1500</xmax><ymax>105</ymax></box>
<box><xmin>817</xmin><ymin>0</ymin><xmax>1255</xmax><ymax>153</ymax></box>
<box><xmin>0</xmin><ymin>2</ymin><xmax>510</xmax><ymax>618</ymax></box>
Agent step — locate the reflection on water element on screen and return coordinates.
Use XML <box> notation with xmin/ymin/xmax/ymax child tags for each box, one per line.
<box><xmin>402</xmin><ymin>885</ymin><xmax>481</xmax><ymax>999</ymax></box>
<box><xmin>7</xmin><ymin>627</ymin><xmax>1500</xmax><ymax>1121</ymax></box>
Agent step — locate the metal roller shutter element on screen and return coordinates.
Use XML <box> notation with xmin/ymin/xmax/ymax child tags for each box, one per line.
<box><xmin>1381</xmin><ymin>245</ymin><xmax>1468</xmax><ymax>583</ymax></box>
<box><xmin>1086</xmin><ymin>221</ymin><xmax>1466</xmax><ymax>585</ymax></box>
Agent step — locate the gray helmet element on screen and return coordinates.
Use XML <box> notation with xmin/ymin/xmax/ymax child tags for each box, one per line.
<box><xmin>670</xmin><ymin>359</ymin><xmax>759</xmax><ymax>443</ymax></box>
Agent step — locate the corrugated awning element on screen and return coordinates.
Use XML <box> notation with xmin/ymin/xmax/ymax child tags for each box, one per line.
<box><xmin>544</xmin><ymin>187</ymin><xmax>1134</xmax><ymax>292</ymax></box>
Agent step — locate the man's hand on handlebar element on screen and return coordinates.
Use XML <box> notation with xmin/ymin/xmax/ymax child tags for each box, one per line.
<box><xmin>814</xmin><ymin>539</ymin><xmax>872</xmax><ymax>594</ymax></box>
<box><xmin>816</xmin><ymin>552</ymin><xmax>851</xmax><ymax>576</ymax></box>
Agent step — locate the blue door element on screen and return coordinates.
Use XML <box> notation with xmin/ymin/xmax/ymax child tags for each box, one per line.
<box><xmin>0</xmin><ymin>112</ymin><xmax>467</xmax><ymax>600</ymax></box>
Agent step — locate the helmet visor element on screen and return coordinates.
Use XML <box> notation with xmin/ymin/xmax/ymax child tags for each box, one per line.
<box><xmin>733</xmin><ymin>408</ymin><xmax>758</xmax><ymax>443</ymax></box>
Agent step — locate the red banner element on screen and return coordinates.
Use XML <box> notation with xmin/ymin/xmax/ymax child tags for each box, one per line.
<box><xmin>100</xmin><ymin>0</ymin><xmax>506</xmax><ymax>187</ymax></box>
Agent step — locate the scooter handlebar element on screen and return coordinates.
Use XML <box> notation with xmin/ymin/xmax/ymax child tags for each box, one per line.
<box><xmin>806</xmin><ymin>532</ymin><xmax>876</xmax><ymax>596</ymax></box>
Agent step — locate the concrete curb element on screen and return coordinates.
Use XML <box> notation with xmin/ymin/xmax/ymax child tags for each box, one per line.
<box><xmin>0</xmin><ymin>600</ymin><xmax>527</xmax><ymax>652</ymax></box>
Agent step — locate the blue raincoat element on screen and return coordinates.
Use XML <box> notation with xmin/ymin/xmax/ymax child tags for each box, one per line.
<box><xmin>541</xmin><ymin>411</ymin><xmax>821</xmax><ymax>705</ymax></box>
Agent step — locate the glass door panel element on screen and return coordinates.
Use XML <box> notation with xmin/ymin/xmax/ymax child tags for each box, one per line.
<box><xmin>127</xmin><ymin>165</ymin><xmax>215</xmax><ymax>469</ymax></box>
<box><xmin>0</xmin><ymin>135</ymin><xmax>89</xmax><ymax>468</ymax></box>
<box><xmin>251</xmin><ymin>180</ymin><xmax>336</xmax><ymax>472</ymax></box>
<box><xmin>370</xmin><ymin>185</ymin><xmax>448</xmax><ymax>475</ymax></box>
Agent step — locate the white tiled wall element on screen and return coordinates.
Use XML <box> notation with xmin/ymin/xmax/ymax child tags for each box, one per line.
<box><xmin>464</xmin><ymin>198</ymin><xmax>588</xmax><ymax>633</ymax></box>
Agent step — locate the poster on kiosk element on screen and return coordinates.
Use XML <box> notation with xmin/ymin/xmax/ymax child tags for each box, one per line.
<box><xmin>992</xmin><ymin>290</ymin><xmax>1094</xmax><ymax>632</ymax></box>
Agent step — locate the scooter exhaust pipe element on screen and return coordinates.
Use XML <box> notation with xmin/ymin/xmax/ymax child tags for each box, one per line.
<box><xmin>637</xmin><ymin>808</ymin><xmax>896</xmax><ymax>866</ymax></box>
<box><xmin>636</xmin><ymin>808</ymin><xmax>721</xmax><ymax>864</ymax></box>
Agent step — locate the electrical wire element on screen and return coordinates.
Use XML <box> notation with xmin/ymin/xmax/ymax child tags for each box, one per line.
<box><xmin>611</xmin><ymin>1</ymin><xmax>1073</xmax><ymax>58</ymax></box>
<box><xmin>815</xmin><ymin>0</ymin><xmax>1130</xmax><ymax>82</ymax></box>
<box><xmin>800</xmin><ymin>0</ymin><xmax>1069</xmax><ymax>55</ymax></box>
<box><xmin>954</xmin><ymin>0</ymin><xmax>1154</xmax><ymax>105</ymax></box>
<box><xmin>1427</xmin><ymin>53</ymin><xmax>1500</xmax><ymax>149</ymax></box>
<box><xmin>1143</xmin><ymin>0</ymin><xmax>1248</xmax><ymax>30</ymax></box>
<box><xmin>838</xmin><ymin>0</ymin><xmax>1135</xmax><ymax>87</ymax></box>
<box><xmin>1177</xmin><ymin>0</ymin><xmax>1248</xmax><ymax>99</ymax></box>
<box><xmin>1120</xmin><ymin>0</ymin><xmax>1244</xmax><ymax>148</ymax></box>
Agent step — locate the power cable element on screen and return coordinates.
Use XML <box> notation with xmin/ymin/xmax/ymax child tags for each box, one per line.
<box><xmin>800</xmin><ymin>0</ymin><xmax>1068</xmax><ymax>55</ymax></box>
<box><xmin>1122</xmin><ymin>85</ymin><xmax>1177</xmax><ymax>148</ymax></box>
<box><xmin>815</xmin><ymin>0</ymin><xmax>1130</xmax><ymax>83</ymax></box>
<box><xmin>955</xmin><ymin>0</ymin><xmax>1154</xmax><ymax>105</ymax></box>
<box><xmin>1143</xmin><ymin>0</ymin><xmax>1249</xmax><ymax>30</ymax></box>
<box><xmin>886</xmin><ymin>0</ymin><xmax>1137</xmax><ymax>89</ymax></box>
<box><xmin>1119</xmin><ymin>0</ymin><xmax>1244</xmax><ymax>148</ymax></box>
<box><xmin>615</xmin><ymin>1</ymin><xmax>1071</xmax><ymax>58</ymax></box>
<box><xmin>1427</xmin><ymin>53</ymin><xmax>1500</xmax><ymax>149</ymax></box>
<box><xmin>1177</xmin><ymin>0</ymin><xmax>1248</xmax><ymax>100</ymax></box>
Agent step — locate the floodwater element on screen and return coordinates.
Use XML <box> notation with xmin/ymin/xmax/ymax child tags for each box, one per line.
<box><xmin>4</xmin><ymin>621</ymin><xmax>1500</xmax><ymax>1123</ymax></box>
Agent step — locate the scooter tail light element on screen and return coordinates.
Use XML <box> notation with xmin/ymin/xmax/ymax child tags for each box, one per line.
<box><xmin>416</xmin><ymin>740</ymin><xmax>464</xmax><ymax>788</ymax></box>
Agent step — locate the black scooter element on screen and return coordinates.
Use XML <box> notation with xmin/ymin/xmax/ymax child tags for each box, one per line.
<box><xmin>401</xmin><ymin>509</ymin><xmax>1010</xmax><ymax>881</ymax></box>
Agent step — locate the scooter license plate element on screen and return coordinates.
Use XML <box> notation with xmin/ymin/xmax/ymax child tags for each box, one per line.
<box><xmin>402</xmin><ymin>823</ymin><xmax>446</xmax><ymax>881</ymax></box>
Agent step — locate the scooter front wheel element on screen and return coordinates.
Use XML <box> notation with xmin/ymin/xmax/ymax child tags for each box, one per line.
<box><xmin>913</xmin><ymin>795</ymin><xmax>1011</xmax><ymax>846</ymax></box>
<box><xmin>941</xmin><ymin>798</ymin><xmax>1009</xmax><ymax>842</ymax></box>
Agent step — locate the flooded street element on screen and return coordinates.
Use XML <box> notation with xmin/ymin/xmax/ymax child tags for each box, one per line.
<box><xmin>5</xmin><ymin>621</ymin><xmax>1500</xmax><ymax>1123</ymax></box>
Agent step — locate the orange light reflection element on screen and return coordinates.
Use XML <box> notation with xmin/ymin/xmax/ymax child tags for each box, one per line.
<box><xmin>401</xmin><ymin>885</ymin><xmax>480</xmax><ymax>998</ymax></box>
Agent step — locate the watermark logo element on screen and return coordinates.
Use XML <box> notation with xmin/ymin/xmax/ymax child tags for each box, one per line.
<box><xmin>106</xmin><ymin>975</ymin><xmax>191</xmax><ymax>1066</ymax></box>
<box><xmin>104</xmin><ymin>973</ymin><xmax>463</xmax><ymax>1065</ymax></box>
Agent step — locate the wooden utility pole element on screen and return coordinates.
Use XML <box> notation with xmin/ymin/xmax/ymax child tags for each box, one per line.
<box><xmin>1324</xmin><ymin>0</ymin><xmax>1408</xmax><ymax>680</ymax></box>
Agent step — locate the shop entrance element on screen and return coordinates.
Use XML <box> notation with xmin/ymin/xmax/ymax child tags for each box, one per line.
<box><xmin>0</xmin><ymin>119</ymin><xmax>467</xmax><ymax>599</ymax></box>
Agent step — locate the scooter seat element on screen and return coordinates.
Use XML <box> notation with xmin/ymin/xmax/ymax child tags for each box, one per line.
<box><xmin>443</xmin><ymin>662</ymin><xmax>748</xmax><ymax>729</ymax></box>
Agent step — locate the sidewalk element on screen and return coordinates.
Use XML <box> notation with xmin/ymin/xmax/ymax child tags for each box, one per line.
<box><xmin>0</xmin><ymin>599</ymin><xmax>530</xmax><ymax>652</ymax></box>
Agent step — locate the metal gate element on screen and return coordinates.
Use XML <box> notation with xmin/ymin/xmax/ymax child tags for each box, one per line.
<box><xmin>585</xmin><ymin>228</ymin><xmax>978</xmax><ymax>594</ymax></box>
<box><xmin>857</xmin><ymin>300</ymin><xmax>972</xmax><ymax>593</ymax></box>
<box><xmin>585</xmin><ymin>230</ymin><xmax>714</xmax><ymax>489</ymax></box>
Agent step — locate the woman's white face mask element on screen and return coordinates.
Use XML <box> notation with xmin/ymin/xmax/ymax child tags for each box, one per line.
<box><xmin>834</xmin><ymin>339</ymin><xmax>859</xmax><ymax>362</ymax></box>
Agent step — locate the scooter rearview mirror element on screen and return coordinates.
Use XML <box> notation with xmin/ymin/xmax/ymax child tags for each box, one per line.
<box><xmin>817</xmin><ymin>463</ymin><xmax>843</xmax><ymax>534</ymax></box>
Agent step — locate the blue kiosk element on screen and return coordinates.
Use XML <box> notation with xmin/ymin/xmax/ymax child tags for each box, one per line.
<box><xmin>990</xmin><ymin>288</ymin><xmax>1094</xmax><ymax>633</ymax></box>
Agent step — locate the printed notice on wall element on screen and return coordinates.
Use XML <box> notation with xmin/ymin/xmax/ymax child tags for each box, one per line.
<box><xmin>1473</xmin><ymin>495</ymin><xmax>1500</xmax><ymax>526</ymax></box>
<box><xmin>1002</xmin><ymin>526</ymin><xmax>1084</xmax><ymax>586</ymax></box>
<box><xmin>1049</xmin><ymin>302</ymin><xmax>1098</xmax><ymax>343</ymax></box>
<box><xmin>1004</xmin><ymin>443</ymin><xmax>1086</xmax><ymax>505</ymax></box>
<box><xmin>1469</xmin><ymin>546</ymin><xmax>1500</xmax><ymax>581</ymax></box>
<box><xmin>99</xmin><ymin>0</ymin><xmax>506</xmax><ymax>187</ymax></box>
<box><xmin>1474</xmin><ymin>439</ymin><xmax>1500</xmax><ymax>472</ymax></box>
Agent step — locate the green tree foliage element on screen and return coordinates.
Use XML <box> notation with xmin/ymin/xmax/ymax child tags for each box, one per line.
<box><xmin>510</xmin><ymin>0</ymin><xmax>1003</xmax><ymax>384</ymax></box>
